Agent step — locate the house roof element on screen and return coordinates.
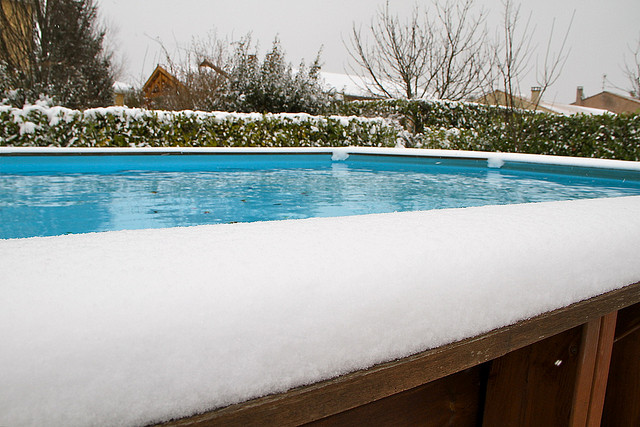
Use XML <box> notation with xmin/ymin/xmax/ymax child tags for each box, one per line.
<box><xmin>581</xmin><ymin>90</ymin><xmax>640</xmax><ymax>105</ymax></box>
<box><xmin>142</xmin><ymin>65</ymin><xmax>180</xmax><ymax>95</ymax></box>
<box><xmin>476</xmin><ymin>90</ymin><xmax>608</xmax><ymax>116</ymax></box>
<box><xmin>572</xmin><ymin>90</ymin><xmax>640</xmax><ymax>114</ymax></box>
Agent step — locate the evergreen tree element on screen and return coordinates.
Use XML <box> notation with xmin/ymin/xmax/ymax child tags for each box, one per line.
<box><xmin>0</xmin><ymin>0</ymin><xmax>114</xmax><ymax>108</ymax></box>
<box><xmin>217</xmin><ymin>34</ymin><xmax>260</xmax><ymax>112</ymax></box>
<box><xmin>290</xmin><ymin>54</ymin><xmax>328</xmax><ymax>113</ymax></box>
<box><xmin>218</xmin><ymin>36</ymin><xmax>332</xmax><ymax>114</ymax></box>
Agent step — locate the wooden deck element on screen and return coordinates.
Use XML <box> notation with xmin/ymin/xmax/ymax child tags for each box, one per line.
<box><xmin>158</xmin><ymin>281</ymin><xmax>640</xmax><ymax>427</ymax></box>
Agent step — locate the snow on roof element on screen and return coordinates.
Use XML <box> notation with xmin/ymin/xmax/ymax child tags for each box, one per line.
<box><xmin>320</xmin><ymin>71</ymin><xmax>374</xmax><ymax>98</ymax></box>
<box><xmin>112</xmin><ymin>81</ymin><xmax>134</xmax><ymax>94</ymax></box>
<box><xmin>319</xmin><ymin>71</ymin><xmax>406</xmax><ymax>99</ymax></box>
<box><xmin>539</xmin><ymin>101</ymin><xmax>609</xmax><ymax>116</ymax></box>
<box><xmin>2</xmin><ymin>194</ymin><xmax>640</xmax><ymax>426</ymax></box>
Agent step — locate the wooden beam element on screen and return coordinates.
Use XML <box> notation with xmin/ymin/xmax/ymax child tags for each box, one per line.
<box><xmin>570</xmin><ymin>318</ymin><xmax>602</xmax><ymax>426</ymax></box>
<box><xmin>601</xmin><ymin>302</ymin><xmax>640</xmax><ymax>425</ymax></box>
<box><xmin>306</xmin><ymin>366</ymin><xmax>484</xmax><ymax>427</ymax></box>
<box><xmin>586</xmin><ymin>312</ymin><xmax>617</xmax><ymax>426</ymax></box>
<box><xmin>199</xmin><ymin>59</ymin><xmax>229</xmax><ymax>79</ymax></box>
<box><xmin>158</xmin><ymin>282</ymin><xmax>640</xmax><ymax>427</ymax></box>
<box><xmin>482</xmin><ymin>327</ymin><xmax>583</xmax><ymax>426</ymax></box>
<box><xmin>570</xmin><ymin>312</ymin><xmax>617</xmax><ymax>427</ymax></box>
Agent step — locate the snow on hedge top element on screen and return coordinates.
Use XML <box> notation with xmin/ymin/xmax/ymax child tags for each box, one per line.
<box><xmin>2</xmin><ymin>196</ymin><xmax>640</xmax><ymax>426</ymax></box>
<box><xmin>2</xmin><ymin>103</ymin><xmax>390</xmax><ymax>126</ymax></box>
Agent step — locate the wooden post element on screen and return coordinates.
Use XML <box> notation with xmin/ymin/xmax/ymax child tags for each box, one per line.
<box><xmin>570</xmin><ymin>312</ymin><xmax>617</xmax><ymax>427</ymax></box>
<box><xmin>602</xmin><ymin>302</ymin><xmax>640</xmax><ymax>425</ymax></box>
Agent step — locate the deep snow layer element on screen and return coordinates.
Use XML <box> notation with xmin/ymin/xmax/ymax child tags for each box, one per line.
<box><xmin>2</xmin><ymin>196</ymin><xmax>640</xmax><ymax>426</ymax></box>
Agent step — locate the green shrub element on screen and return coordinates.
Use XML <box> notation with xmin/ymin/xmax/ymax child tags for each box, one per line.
<box><xmin>3</xmin><ymin>101</ymin><xmax>639</xmax><ymax>162</ymax></box>
<box><xmin>330</xmin><ymin>99</ymin><xmax>640</xmax><ymax>161</ymax></box>
<box><xmin>0</xmin><ymin>105</ymin><xmax>400</xmax><ymax>148</ymax></box>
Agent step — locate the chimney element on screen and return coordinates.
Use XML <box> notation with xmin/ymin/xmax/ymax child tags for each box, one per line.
<box><xmin>530</xmin><ymin>86</ymin><xmax>541</xmax><ymax>105</ymax></box>
<box><xmin>576</xmin><ymin>86</ymin><xmax>584</xmax><ymax>105</ymax></box>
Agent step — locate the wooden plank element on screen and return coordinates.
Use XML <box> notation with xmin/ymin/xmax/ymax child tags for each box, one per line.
<box><xmin>158</xmin><ymin>282</ymin><xmax>640</xmax><ymax>427</ymax></box>
<box><xmin>586</xmin><ymin>312</ymin><xmax>617</xmax><ymax>426</ymax></box>
<box><xmin>570</xmin><ymin>319</ymin><xmax>602</xmax><ymax>426</ymax></box>
<box><xmin>305</xmin><ymin>366</ymin><xmax>484</xmax><ymax>427</ymax></box>
<box><xmin>483</xmin><ymin>327</ymin><xmax>583</xmax><ymax>426</ymax></box>
<box><xmin>569</xmin><ymin>312</ymin><xmax>617</xmax><ymax>427</ymax></box>
<box><xmin>612</xmin><ymin>301</ymin><xmax>640</xmax><ymax>343</ymax></box>
<box><xmin>602</xmin><ymin>302</ymin><xmax>640</xmax><ymax>426</ymax></box>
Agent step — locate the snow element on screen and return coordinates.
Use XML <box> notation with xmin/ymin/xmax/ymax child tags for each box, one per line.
<box><xmin>3</xmin><ymin>104</ymin><xmax>391</xmax><ymax>134</ymax></box>
<box><xmin>331</xmin><ymin>147</ymin><xmax>350</xmax><ymax>161</ymax></box>
<box><xmin>77</xmin><ymin>106</ymin><xmax>389</xmax><ymax>125</ymax></box>
<box><xmin>112</xmin><ymin>81</ymin><xmax>134</xmax><ymax>94</ymax></box>
<box><xmin>320</xmin><ymin>71</ymin><xmax>373</xmax><ymax>98</ymax></box>
<box><xmin>319</xmin><ymin>71</ymin><xmax>405</xmax><ymax>99</ymax></box>
<box><xmin>18</xmin><ymin>121</ymin><xmax>37</xmax><ymax>135</ymax></box>
<box><xmin>539</xmin><ymin>101</ymin><xmax>609</xmax><ymax>116</ymax></box>
<box><xmin>1</xmin><ymin>195</ymin><xmax>640</xmax><ymax>426</ymax></box>
<box><xmin>487</xmin><ymin>156</ymin><xmax>505</xmax><ymax>169</ymax></box>
<box><xmin>344</xmin><ymin>147</ymin><xmax>640</xmax><ymax>172</ymax></box>
<box><xmin>3</xmin><ymin>146</ymin><xmax>640</xmax><ymax>174</ymax></box>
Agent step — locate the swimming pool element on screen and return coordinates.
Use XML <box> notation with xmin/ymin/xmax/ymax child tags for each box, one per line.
<box><xmin>2</xmin><ymin>147</ymin><xmax>640</xmax><ymax>427</ymax></box>
<box><xmin>2</xmin><ymin>147</ymin><xmax>640</xmax><ymax>239</ymax></box>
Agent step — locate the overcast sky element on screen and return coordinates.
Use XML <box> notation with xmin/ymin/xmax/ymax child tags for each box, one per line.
<box><xmin>98</xmin><ymin>0</ymin><xmax>640</xmax><ymax>104</ymax></box>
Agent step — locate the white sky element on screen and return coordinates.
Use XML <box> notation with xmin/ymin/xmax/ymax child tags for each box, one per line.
<box><xmin>98</xmin><ymin>0</ymin><xmax>640</xmax><ymax>104</ymax></box>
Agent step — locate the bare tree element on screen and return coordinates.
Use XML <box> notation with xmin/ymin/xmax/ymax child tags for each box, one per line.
<box><xmin>431</xmin><ymin>0</ymin><xmax>491</xmax><ymax>100</ymax></box>
<box><xmin>488</xmin><ymin>0</ymin><xmax>534</xmax><ymax>110</ymax></box>
<box><xmin>536</xmin><ymin>14</ymin><xmax>573</xmax><ymax>96</ymax></box>
<box><xmin>346</xmin><ymin>0</ymin><xmax>489</xmax><ymax>101</ymax></box>
<box><xmin>623</xmin><ymin>35</ymin><xmax>640</xmax><ymax>99</ymax></box>
<box><xmin>150</xmin><ymin>31</ymin><xmax>231</xmax><ymax>111</ymax></box>
<box><xmin>489</xmin><ymin>0</ymin><xmax>573</xmax><ymax>110</ymax></box>
<box><xmin>483</xmin><ymin>0</ymin><xmax>573</xmax><ymax>152</ymax></box>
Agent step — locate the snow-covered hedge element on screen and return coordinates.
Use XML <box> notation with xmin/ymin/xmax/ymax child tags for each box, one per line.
<box><xmin>0</xmin><ymin>105</ymin><xmax>400</xmax><ymax>148</ymax></box>
<box><xmin>333</xmin><ymin>99</ymin><xmax>640</xmax><ymax>161</ymax></box>
<box><xmin>3</xmin><ymin>101</ymin><xmax>640</xmax><ymax>161</ymax></box>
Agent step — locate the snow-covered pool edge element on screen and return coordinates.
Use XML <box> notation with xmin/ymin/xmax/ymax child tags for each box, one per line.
<box><xmin>1</xmin><ymin>196</ymin><xmax>640</xmax><ymax>426</ymax></box>
<box><xmin>3</xmin><ymin>146</ymin><xmax>640</xmax><ymax>173</ymax></box>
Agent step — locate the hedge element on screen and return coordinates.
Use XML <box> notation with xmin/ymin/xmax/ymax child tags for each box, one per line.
<box><xmin>0</xmin><ymin>105</ymin><xmax>401</xmax><ymax>148</ymax></box>
<box><xmin>2</xmin><ymin>101</ymin><xmax>640</xmax><ymax>162</ymax></box>
<box><xmin>331</xmin><ymin>99</ymin><xmax>640</xmax><ymax>161</ymax></box>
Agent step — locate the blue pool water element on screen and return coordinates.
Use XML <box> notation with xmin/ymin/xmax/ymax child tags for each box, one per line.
<box><xmin>2</xmin><ymin>153</ymin><xmax>640</xmax><ymax>239</ymax></box>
